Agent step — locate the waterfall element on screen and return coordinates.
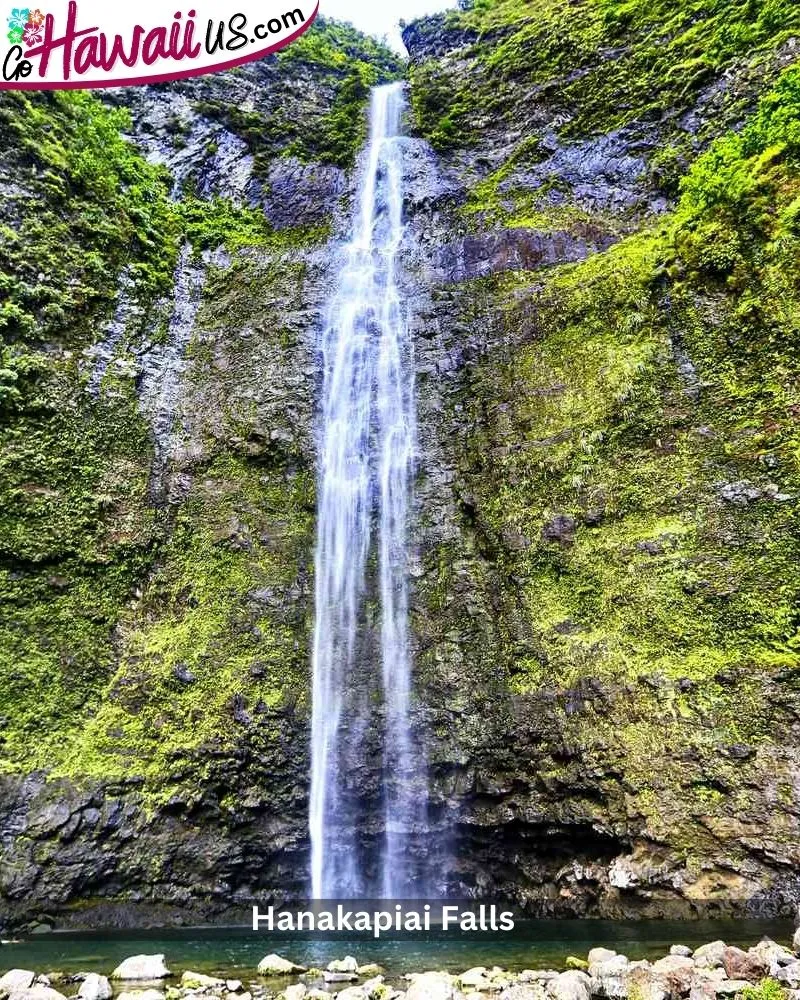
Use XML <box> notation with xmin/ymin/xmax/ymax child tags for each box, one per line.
<box><xmin>309</xmin><ymin>82</ymin><xmax>425</xmax><ymax>900</ymax></box>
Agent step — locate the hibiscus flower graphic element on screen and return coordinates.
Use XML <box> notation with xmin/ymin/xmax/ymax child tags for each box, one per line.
<box><xmin>22</xmin><ymin>20</ymin><xmax>41</xmax><ymax>44</ymax></box>
<box><xmin>6</xmin><ymin>7</ymin><xmax>30</xmax><ymax>30</ymax></box>
<box><xmin>6</xmin><ymin>24</ymin><xmax>23</xmax><ymax>43</ymax></box>
<box><xmin>27</xmin><ymin>6</ymin><xmax>44</xmax><ymax>25</ymax></box>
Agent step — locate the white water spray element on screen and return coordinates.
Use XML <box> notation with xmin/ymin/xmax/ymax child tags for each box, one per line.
<box><xmin>309</xmin><ymin>82</ymin><xmax>424</xmax><ymax>899</ymax></box>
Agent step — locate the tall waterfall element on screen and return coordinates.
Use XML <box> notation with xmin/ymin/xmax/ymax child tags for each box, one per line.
<box><xmin>309</xmin><ymin>82</ymin><xmax>425</xmax><ymax>900</ymax></box>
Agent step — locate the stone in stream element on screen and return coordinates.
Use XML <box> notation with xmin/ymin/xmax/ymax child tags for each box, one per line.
<box><xmin>500</xmin><ymin>985</ymin><xmax>548</xmax><ymax>1000</ymax></box>
<box><xmin>588</xmin><ymin>955</ymin><xmax>630</xmax><ymax>998</ymax></box>
<box><xmin>0</xmin><ymin>972</ymin><xmax>36</xmax><ymax>993</ymax></box>
<box><xmin>257</xmin><ymin>956</ymin><xmax>306</xmax><ymax>976</ymax></box>
<box><xmin>358</xmin><ymin>967</ymin><xmax>384</xmax><ymax>979</ymax></box>
<box><xmin>181</xmin><ymin>973</ymin><xmax>227</xmax><ymax>990</ymax></box>
<box><xmin>328</xmin><ymin>959</ymin><xmax>359</xmax><ymax>975</ymax></box>
<box><xmin>670</xmin><ymin>947</ymin><xmax>693</xmax><ymax>958</ymax></box>
<box><xmin>793</xmin><ymin>927</ymin><xmax>800</xmax><ymax>955</ymax></box>
<box><xmin>111</xmin><ymin>956</ymin><xmax>172</xmax><ymax>981</ymax></box>
<box><xmin>226</xmin><ymin>982</ymin><xmax>244</xmax><ymax>994</ymax></box>
<box><xmin>323</xmin><ymin>973</ymin><xmax>359</xmax><ymax>984</ymax></box>
<box><xmin>333</xmin><ymin>987</ymin><xmax>366</xmax><ymax>1000</ymax></box>
<box><xmin>77</xmin><ymin>974</ymin><xmax>113</xmax><ymax>1000</ymax></box>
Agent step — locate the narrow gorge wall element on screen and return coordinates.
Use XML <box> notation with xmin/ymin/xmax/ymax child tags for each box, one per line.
<box><xmin>1</xmin><ymin>0</ymin><xmax>800</xmax><ymax>929</ymax></box>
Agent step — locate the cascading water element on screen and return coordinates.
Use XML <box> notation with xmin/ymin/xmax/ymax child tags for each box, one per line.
<box><xmin>309</xmin><ymin>82</ymin><xmax>426</xmax><ymax>900</ymax></box>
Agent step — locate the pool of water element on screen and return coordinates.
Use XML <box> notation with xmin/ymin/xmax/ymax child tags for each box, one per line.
<box><xmin>0</xmin><ymin>919</ymin><xmax>793</xmax><ymax>982</ymax></box>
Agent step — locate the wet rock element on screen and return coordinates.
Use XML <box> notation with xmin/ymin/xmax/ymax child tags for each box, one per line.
<box><xmin>112</xmin><ymin>956</ymin><xmax>171</xmax><ymax>981</ymax></box>
<box><xmin>257</xmin><ymin>956</ymin><xmax>306</xmax><ymax>976</ymax></box>
<box><xmin>77</xmin><ymin>975</ymin><xmax>113</xmax><ymax>1000</ymax></box>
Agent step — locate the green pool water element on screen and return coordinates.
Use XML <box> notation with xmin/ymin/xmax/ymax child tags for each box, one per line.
<box><xmin>0</xmin><ymin>919</ymin><xmax>793</xmax><ymax>982</ymax></box>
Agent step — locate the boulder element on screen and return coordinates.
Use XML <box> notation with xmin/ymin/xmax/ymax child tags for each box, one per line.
<box><xmin>7</xmin><ymin>989</ymin><xmax>66</xmax><ymax>1000</ymax></box>
<box><xmin>0</xmin><ymin>973</ymin><xmax>36</xmax><ymax>993</ymax></box>
<box><xmin>78</xmin><ymin>975</ymin><xmax>113</xmax><ymax>1000</ymax></box>
<box><xmin>323</xmin><ymin>973</ymin><xmax>359</xmax><ymax>984</ymax></box>
<box><xmin>181</xmin><ymin>973</ymin><xmax>226</xmax><ymax>990</ymax></box>
<box><xmin>460</xmin><ymin>970</ymin><xmax>496</xmax><ymax>991</ymax></box>
<box><xmin>327</xmin><ymin>960</ymin><xmax>359</xmax><ymax>975</ymax></box>
<box><xmin>722</xmin><ymin>948</ymin><xmax>767</xmax><ymax>983</ymax></box>
<box><xmin>362</xmin><ymin>977</ymin><xmax>386</xmax><ymax>999</ymax></box>
<box><xmin>226</xmin><ymin>983</ymin><xmax>243</xmax><ymax>994</ymax></box>
<box><xmin>519</xmin><ymin>974</ymin><xmax>558</xmax><ymax>984</ymax></box>
<box><xmin>670</xmin><ymin>948</ymin><xmax>693</xmax><ymax>959</ymax></box>
<box><xmin>793</xmin><ymin>927</ymin><xmax>800</xmax><ymax>956</ymax></box>
<box><xmin>589</xmin><ymin>956</ymin><xmax>630</xmax><ymax>999</ymax></box>
<box><xmin>777</xmin><ymin>963</ymin><xmax>800</xmax><ymax>989</ymax></box>
<box><xmin>405</xmin><ymin>972</ymin><xmax>456</xmax><ymax>1000</ymax></box>
<box><xmin>111</xmin><ymin>956</ymin><xmax>171</xmax><ymax>981</ymax></box>
<box><xmin>548</xmin><ymin>971</ymin><xmax>591</xmax><ymax>1000</ymax></box>
<box><xmin>693</xmin><ymin>944</ymin><xmax>727</xmax><ymax>971</ymax></box>
<box><xmin>587</xmin><ymin>951</ymin><xmax>618</xmax><ymax>967</ymax></box>
<box><xmin>257</xmin><ymin>956</ymin><xmax>306</xmax><ymax>977</ymax></box>
<box><xmin>281</xmin><ymin>986</ymin><xmax>307</xmax><ymax>1000</ymax></box>
<box><xmin>750</xmin><ymin>939</ymin><xmax>796</xmax><ymax>973</ymax></box>
<box><xmin>333</xmin><ymin>988</ymin><xmax>365</xmax><ymax>1000</ymax></box>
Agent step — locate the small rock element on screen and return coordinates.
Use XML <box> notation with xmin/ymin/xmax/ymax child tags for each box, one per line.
<box><xmin>226</xmin><ymin>982</ymin><xmax>244</xmax><ymax>993</ymax></box>
<box><xmin>78</xmin><ymin>975</ymin><xmax>113</xmax><ymax>1000</ymax></box>
<box><xmin>460</xmin><ymin>970</ymin><xmax>494</xmax><ymax>991</ymax></box>
<box><xmin>670</xmin><ymin>947</ymin><xmax>693</xmax><ymax>958</ymax></box>
<box><xmin>334</xmin><ymin>988</ymin><xmax>365</xmax><ymax>1000</ymax></box>
<box><xmin>541</xmin><ymin>514</ymin><xmax>576</xmax><ymax>546</ymax></box>
<box><xmin>257</xmin><ymin>956</ymin><xmax>306</xmax><ymax>977</ymax></box>
<box><xmin>172</xmin><ymin>663</ymin><xmax>195</xmax><ymax>684</ymax></box>
<box><xmin>8</xmin><ymin>989</ymin><xmax>66</xmax><ymax>1000</ymax></box>
<box><xmin>323</xmin><ymin>973</ymin><xmax>359</xmax><ymax>984</ymax></box>
<box><xmin>358</xmin><ymin>968</ymin><xmax>383</xmax><ymax>979</ymax></box>
<box><xmin>111</xmin><ymin>956</ymin><xmax>171</xmax><ymax>981</ymax></box>
<box><xmin>777</xmin><ymin>963</ymin><xmax>800</xmax><ymax>989</ymax></box>
<box><xmin>281</xmin><ymin>985</ymin><xmax>307</xmax><ymax>1000</ymax></box>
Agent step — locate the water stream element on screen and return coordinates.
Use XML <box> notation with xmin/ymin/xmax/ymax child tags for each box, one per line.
<box><xmin>309</xmin><ymin>82</ymin><xmax>425</xmax><ymax>899</ymax></box>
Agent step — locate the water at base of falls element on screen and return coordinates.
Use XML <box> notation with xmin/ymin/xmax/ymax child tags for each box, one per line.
<box><xmin>309</xmin><ymin>82</ymin><xmax>428</xmax><ymax>900</ymax></box>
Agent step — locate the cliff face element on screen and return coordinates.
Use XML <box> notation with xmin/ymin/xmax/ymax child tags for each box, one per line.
<box><xmin>402</xmin><ymin>0</ymin><xmax>800</xmax><ymax>915</ymax></box>
<box><xmin>1</xmin><ymin>0</ymin><xmax>800</xmax><ymax>929</ymax></box>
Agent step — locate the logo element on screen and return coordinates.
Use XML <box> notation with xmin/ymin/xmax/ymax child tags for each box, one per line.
<box><xmin>1</xmin><ymin>0</ymin><xmax>318</xmax><ymax>89</ymax></box>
